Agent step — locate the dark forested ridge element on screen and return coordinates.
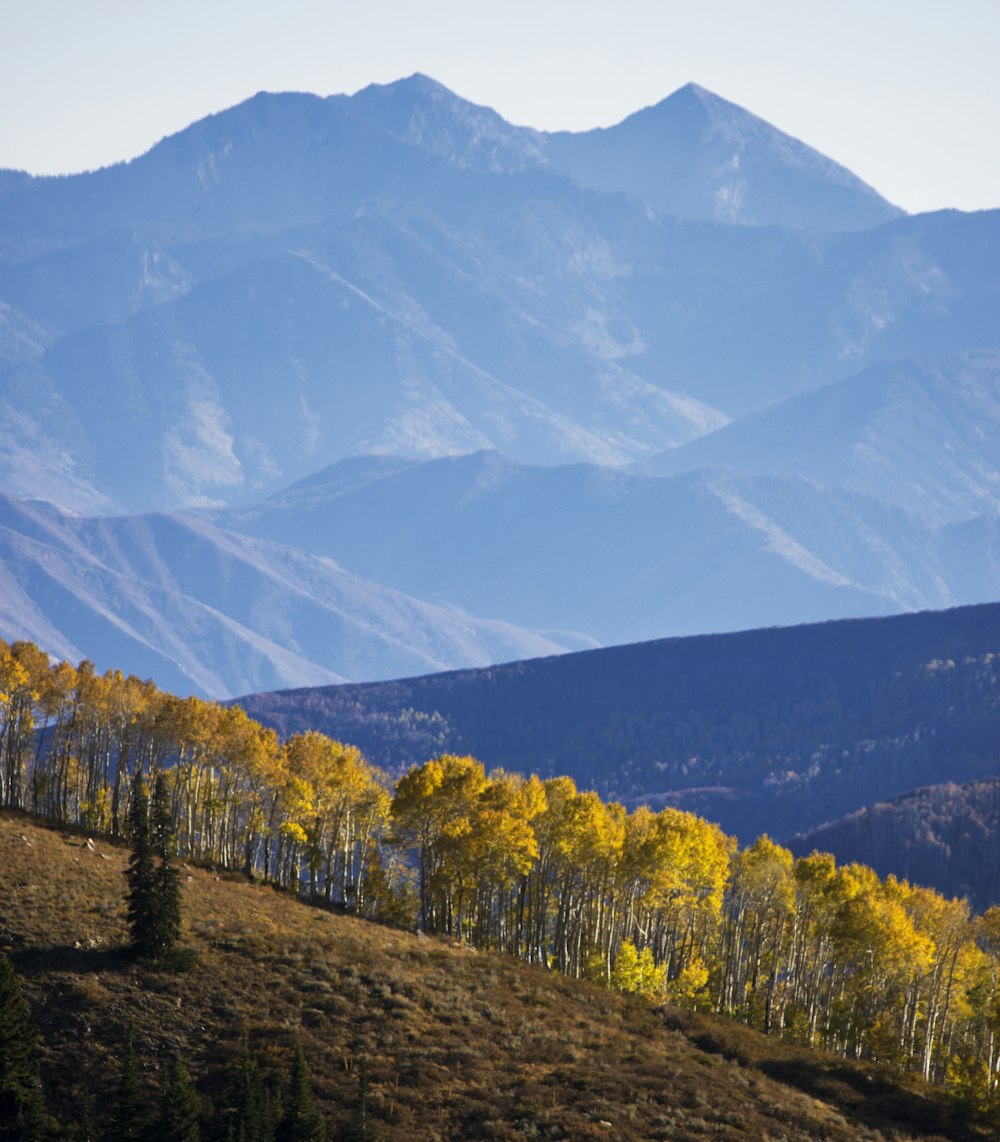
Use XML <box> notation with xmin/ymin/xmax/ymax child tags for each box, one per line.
<box><xmin>790</xmin><ymin>778</ymin><xmax>1000</xmax><ymax>913</ymax></box>
<box><xmin>237</xmin><ymin>602</ymin><xmax>1000</xmax><ymax>846</ymax></box>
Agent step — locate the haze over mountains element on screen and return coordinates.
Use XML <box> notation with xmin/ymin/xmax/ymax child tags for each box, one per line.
<box><xmin>218</xmin><ymin>449</ymin><xmax>1000</xmax><ymax>645</ymax></box>
<box><xmin>0</xmin><ymin>74</ymin><xmax>998</xmax><ymax>694</ymax></box>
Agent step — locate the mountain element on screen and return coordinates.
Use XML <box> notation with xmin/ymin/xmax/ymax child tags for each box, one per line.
<box><xmin>345</xmin><ymin>73</ymin><xmax>549</xmax><ymax>173</ymax></box>
<box><xmin>1</xmin><ymin>80</ymin><xmax>997</xmax><ymax>513</ymax></box>
<box><xmin>9</xmin><ymin>230</ymin><xmax>727</xmax><ymax>512</ymax></box>
<box><xmin>5</xmin><ymin>442</ymin><xmax>999</xmax><ymax>700</ymax></box>
<box><xmin>542</xmin><ymin>82</ymin><xmax>904</xmax><ymax>230</ymax></box>
<box><xmin>0</xmin><ymin>495</ymin><xmax>581</xmax><ymax>698</ymax></box>
<box><xmin>218</xmin><ymin>450</ymin><xmax>1000</xmax><ymax>646</ymax></box>
<box><xmin>1</xmin><ymin>77</ymin><xmax>997</xmax><ymax>704</ymax></box>
<box><xmin>789</xmin><ymin>779</ymin><xmax>1000</xmax><ymax>911</ymax></box>
<box><xmin>236</xmin><ymin>602</ymin><xmax>1000</xmax><ymax>849</ymax></box>
<box><xmin>645</xmin><ymin>351</ymin><xmax>1000</xmax><ymax>522</ymax></box>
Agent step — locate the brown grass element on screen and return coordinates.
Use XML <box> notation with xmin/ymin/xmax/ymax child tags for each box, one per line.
<box><xmin>0</xmin><ymin>810</ymin><xmax>988</xmax><ymax>1141</ymax></box>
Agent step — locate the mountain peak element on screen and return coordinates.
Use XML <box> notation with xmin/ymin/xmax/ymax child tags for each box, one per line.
<box><xmin>347</xmin><ymin>73</ymin><xmax>545</xmax><ymax>173</ymax></box>
<box><xmin>668</xmin><ymin>81</ymin><xmax>717</xmax><ymax>104</ymax></box>
<box><xmin>355</xmin><ymin>72</ymin><xmax>456</xmax><ymax>103</ymax></box>
<box><xmin>543</xmin><ymin>81</ymin><xmax>902</xmax><ymax>230</ymax></box>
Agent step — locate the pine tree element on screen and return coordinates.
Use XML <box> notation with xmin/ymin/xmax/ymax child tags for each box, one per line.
<box><xmin>125</xmin><ymin>771</ymin><xmax>183</xmax><ymax>959</ymax></box>
<box><xmin>156</xmin><ymin>1058</ymin><xmax>200</xmax><ymax>1142</ymax></box>
<box><xmin>108</xmin><ymin>1032</ymin><xmax>146</xmax><ymax>1142</ymax></box>
<box><xmin>275</xmin><ymin>1048</ymin><xmax>324</xmax><ymax>1142</ymax></box>
<box><xmin>340</xmin><ymin>1058</ymin><xmax>374</xmax><ymax>1142</ymax></box>
<box><xmin>125</xmin><ymin>773</ymin><xmax>159</xmax><ymax>957</ymax></box>
<box><xmin>0</xmin><ymin>954</ymin><xmax>46</xmax><ymax>1141</ymax></box>
<box><xmin>151</xmin><ymin>772</ymin><xmax>182</xmax><ymax>954</ymax></box>
<box><xmin>224</xmin><ymin>1036</ymin><xmax>271</xmax><ymax>1142</ymax></box>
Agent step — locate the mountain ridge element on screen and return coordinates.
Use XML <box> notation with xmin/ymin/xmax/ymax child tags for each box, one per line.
<box><xmin>235</xmin><ymin>600</ymin><xmax>1000</xmax><ymax>854</ymax></box>
<box><xmin>0</xmin><ymin>493</ymin><xmax>584</xmax><ymax>698</ymax></box>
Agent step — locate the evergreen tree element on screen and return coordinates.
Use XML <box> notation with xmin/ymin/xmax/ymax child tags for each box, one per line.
<box><xmin>65</xmin><ymin>1091</ymin><xmax>95</xmax><ymax>1142</ymax></box>
<box><xmin>156</xmin><ymin>1058</ymin><xmax>200</xmax><ymax>1142</ymax></box>
<box><xmin>125</xmin><ymin>773</ymin><xmax>159</xmax><ymax>957</ymax></box>
<box><xmin>340</xmin><ymin>1058</ymin><xmax>374</xmax><ymax>1142</ymax></box>
<box><xmin>125</xmin><ymin>771</ymin><xmax>183</xmax><ymax>958</ymax></box>
<box><xmin>0</xmin><ymin>954</ymin><xmax>46</xmax><ymax>1141</ymax></box>
<box><xmin>276</xmin><ymin>1048</ymin><xmax>324</xmax><ymax>1142</ymax></box>
<box><xmin>224</xmin><ymin>1036</ymin><xmax>271</xmax><ymax>1142</ymax></box>
<box><xmin>151</xmin><ymin>772</ymin><xmax>182</xmax><ymax>953</ymax></box>
<box><xmin>108</xmin><ymin>1032</ymin><xmax>146</xmax><ymax>1142</ymax></box>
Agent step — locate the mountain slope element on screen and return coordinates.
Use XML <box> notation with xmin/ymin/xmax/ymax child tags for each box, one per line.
<box><xmin>342</xmin><ymin>75</ymin><xmax>902</xmax><ymax>230</ymax></box>
<box><xmin>789</xmin><ymin>779</ymin><xmax>1000</xmax><ymax>912</ymax></box>
<box><xmin>4</xmin><ymin>813</ymin><xmax>980</xmax><ymax>1141</ymax></box>
<box><xmin>219</xmin><ymin>451</ymin><xmax>1000</xmax><ymax>646</ymax></box>
<box><xmin>6</xmin><ymin>202</ymin><xmax>997</xmax><ymax>509</ymax></box>
<box><xmin>0</xmin><ymin>495</ymin><xmax>579</xmax><ymax>698</ymax></box>
<box><xmin>345</xmin><ymin>73</ymin><xmax>549</xmax><ymax>173</ymax></box>
<box><xmin>645</xmin><ymin>351</ymin><xmax>1000</xmax><ymax>521</ymax></box>
<box><xmin>1</xmin><ymin>82</ymin><xmax>997</xmax><ymax>512</ymax></box>
<box><xmin>236</xmin><ymin>602</ymin><xmax>1000</xmax><ymax>849</ymax></box>
<box><xmin>13</xmin><ymin>227</ymin><xmax>725</xmax><ymax>510</ymax></box>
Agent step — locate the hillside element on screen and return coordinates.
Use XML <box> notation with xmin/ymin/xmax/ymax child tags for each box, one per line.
<box><xmin>1</xmin><ymin>812</ymin><xmax>987</xmax><ymax>1141</ymax></box>
<box><xmin>237</xmin><ymin>602</ymin><xmax>1000</xmax><ymax>851</ymax></box>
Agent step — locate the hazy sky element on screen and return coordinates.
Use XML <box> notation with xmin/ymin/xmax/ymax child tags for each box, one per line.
<box><xmin>3</xmin><ymin>0</ymin><xmax>998</xmax><ymax>214</ymax></box>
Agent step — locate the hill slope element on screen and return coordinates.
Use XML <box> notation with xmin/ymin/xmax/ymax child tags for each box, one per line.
<box><xmin>1</xmin><ymin>812</ymin><xmax>985</xmax><ymax>1141</ymax></box>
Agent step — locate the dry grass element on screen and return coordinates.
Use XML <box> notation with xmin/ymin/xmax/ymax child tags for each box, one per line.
<box><xmin>0</xmin><ymin>811</ymin><xmax>988</xmax><ymax>1141</ymax></box>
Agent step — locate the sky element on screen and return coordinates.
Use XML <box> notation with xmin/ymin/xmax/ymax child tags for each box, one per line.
<box><xmin>2</xmin><ymin>0</ymin><xmax>998</xmax><ymax>215</ymax></box>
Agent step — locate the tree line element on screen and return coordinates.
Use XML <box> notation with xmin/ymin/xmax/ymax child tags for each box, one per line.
<box><xmin>3</xmin><ymin>638</ymin><xmax>1000</xmax><ymax>1114</ymax></box>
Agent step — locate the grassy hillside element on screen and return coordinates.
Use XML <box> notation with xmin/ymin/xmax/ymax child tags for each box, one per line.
<box><xmin>0</xmin><ymin>811</ymin><xmax>989</xmax><ymax>1141</ymax></box>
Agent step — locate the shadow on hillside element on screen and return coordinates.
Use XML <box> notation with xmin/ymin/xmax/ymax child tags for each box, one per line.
<box><xmin>658</xmin><ymin>1009</ymin><xmax>986</xmax><ymax>1142</ymax></box>
<box><xmin>758</xmin><ymin>1057</ymin><xmax>981</xmax><ymax>1142</ymax></box>
<box><xmin>12</xmin><ymin>944</ymin><xmax>129</xmax><ymax>977</ymax></box>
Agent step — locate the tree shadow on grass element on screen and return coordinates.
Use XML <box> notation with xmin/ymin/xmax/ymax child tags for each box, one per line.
<box><xmin>11</xmin><ymin>944</ymin><xmax>130</xmax><ymax>977</ymax></box>
<box><xmin>660</xmin><ymin>1011</ymin><xmax>988</xmax><ymax>1142</ymax></box>
<box><xmin>757</xmin><ymin>1056</ymin><xmax>983</xmax><ymax>1142</ymax></box>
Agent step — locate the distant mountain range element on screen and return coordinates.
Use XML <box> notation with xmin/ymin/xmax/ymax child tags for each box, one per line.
<box><xmin>1</xmin><ymin>76</ymin><xmax>996</xmax><ymax>515</ymax></box>
<box><xmin>1</xmin><ymin>440</ymin><xmax>997</xmax><ymax>695</ymax></box>
<box><xmin>215</xmin><ymin>446</ymin><xmax>1000</xmax><ymax>645</ymax></box>
<box><xmin>643</xmin><ymin>351</ymin><xmax>1000</xmax><ymax>522</ymax></box>
<box><xmin>0</xmin><ymin>74</ymin><xmax>998</xmax><ymax>697</ymax></box>
<box><xmin>0</xmin><ymin>494</ymin><xmax>583</xmax><ymax>697</ymax></box>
